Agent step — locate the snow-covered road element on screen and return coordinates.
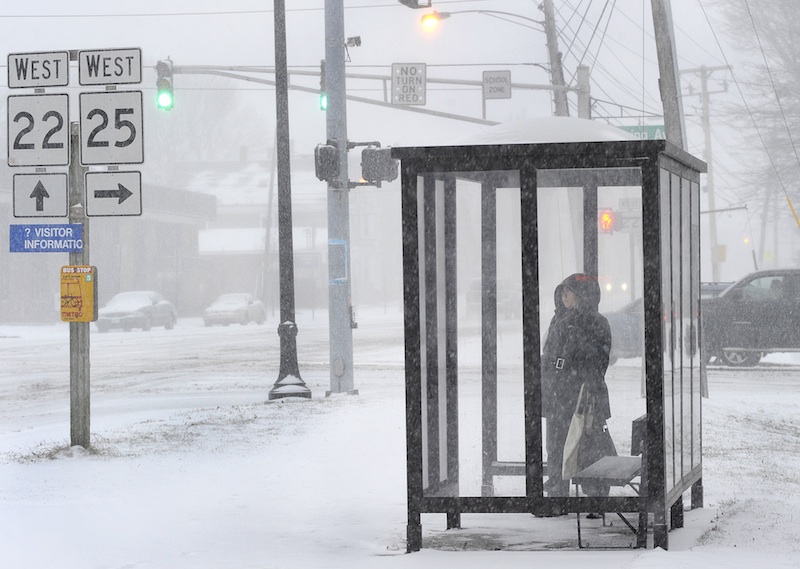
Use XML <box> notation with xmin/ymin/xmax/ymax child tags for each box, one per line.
<box><xmin>1</xmin><ymin>309</ymin><xmax>799</xmax><ymax>568</ymax></box>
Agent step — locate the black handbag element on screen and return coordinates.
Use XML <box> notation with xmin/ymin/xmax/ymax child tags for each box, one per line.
<box><xmin>578</xmin><ymin>420</ymin><xmax>618</xmax><ymax>497</ymax></box>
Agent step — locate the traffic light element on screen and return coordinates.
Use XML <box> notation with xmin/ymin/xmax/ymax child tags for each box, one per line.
<box><xmin>155</xmin><ymin>59</ymin><xmax>174</xmax><ymax>110</ymax></box>
<box><xmin>314</xmin><ymin>143</ymin><xmax>339</xmax><ymax>182</ymax></box>
<box><xmin>598</xmin><ymin>208</ymin><xmax>618</xmax><ymax>233</ymax></box>
<box><xmin>319</xmin><ymin>60</ymin><xmax>328</xmax><ymax>111</ymax></box>
<box><xmin>361</xmin><ymin>146</ymin><xmax>398</xmax><ymax>186</ymax></box>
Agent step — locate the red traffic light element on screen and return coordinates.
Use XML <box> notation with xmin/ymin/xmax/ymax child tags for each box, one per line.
<box><xmin>598</xmin><ymin>208</ymin><xmax>617</xmax><ymax>233</ymax></box>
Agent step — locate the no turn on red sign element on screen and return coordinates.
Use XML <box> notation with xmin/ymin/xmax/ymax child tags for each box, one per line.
<box><xmin>391</xmin><ymin>63</ymin><xmax>426</xmax><ymax>106</ymax></box>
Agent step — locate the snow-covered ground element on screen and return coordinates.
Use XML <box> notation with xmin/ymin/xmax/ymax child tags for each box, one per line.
<box><xmin>1</xmin><ymin>307</ymin><xmax>799</xmax><ymax>568</ymax></box>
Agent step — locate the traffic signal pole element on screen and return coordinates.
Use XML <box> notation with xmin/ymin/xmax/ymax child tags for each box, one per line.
<box><xmin>325</xmin><ymin>0</ymin><xmax>356</xmax><ymax>395</ymax></box>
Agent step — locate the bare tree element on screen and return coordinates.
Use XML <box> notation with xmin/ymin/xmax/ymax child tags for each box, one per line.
<box><xmin>143</xmin><ymin>74</ymin><xmax>272</xmax><ymax>187</ymax></box>
<box><xmin>710</xmin><ymin>0</ymin><xmax>800</xmax><ymax>265</ymax></box>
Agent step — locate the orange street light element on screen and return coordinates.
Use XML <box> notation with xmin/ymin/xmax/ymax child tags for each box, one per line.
<box><xmin>421</xmin><ymin>11</ymin><xmax>449</xmax><ymax>29</ymax></box>
<box><xmin>420</xmin><ymin>9</ymin><xmax>543</xmax><ymax>31</ymax></box>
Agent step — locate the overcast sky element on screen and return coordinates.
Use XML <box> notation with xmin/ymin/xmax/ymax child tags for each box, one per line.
<box><xmin>3</xmin><ymin>0</ymin><xmax>769</xmax><ymax>279</ymax></box>
<box><xmin>0</xmin><ymin>1</ymin><xmax>732</xmax><ymax>148</ymax></box>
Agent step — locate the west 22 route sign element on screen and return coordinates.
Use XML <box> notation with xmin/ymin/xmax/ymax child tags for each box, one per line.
<box><xmin>7</xmin><ymin>93</ymin><xmax>69</xmax><ymax>167</ymax></box>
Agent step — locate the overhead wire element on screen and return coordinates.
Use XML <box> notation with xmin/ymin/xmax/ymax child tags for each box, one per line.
<box><xmin>559</xmin><ymin>0</ymin><xmax>594</xmax><ymax>62</ymax></box>
<box><xmin>555</xmin><ymin>0</ymin><xmax>662</xmax><ymax>120</ymax></box>
<box><xmin>571</xmin><ymin>0</ymin><xmax>613</xmax><ymax>73</ymax></box>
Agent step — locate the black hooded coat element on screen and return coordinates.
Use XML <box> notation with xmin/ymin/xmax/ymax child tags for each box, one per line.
<box><xmin>540</xmin><ymin>273</ymin><xmax>614</xmax><ymax>497</ymax></box>
<box><xmin>541</xmin><ymin>273</ymin><xmax>612</xmax><ymax>426</ymax></box>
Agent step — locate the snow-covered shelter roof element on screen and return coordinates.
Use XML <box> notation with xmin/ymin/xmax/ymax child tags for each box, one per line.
<box><xmin>460</xmin><ymin>116</ymin><xmax>637</xmax><ymax>145</ymax></box>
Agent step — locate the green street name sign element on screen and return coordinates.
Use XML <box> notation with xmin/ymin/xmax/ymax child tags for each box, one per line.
<box><xmin>619</xmin><ymin>125</ymin><xmax>666</xmax><ymax>140</ymax></box>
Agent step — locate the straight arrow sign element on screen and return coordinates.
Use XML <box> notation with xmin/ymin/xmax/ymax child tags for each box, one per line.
<box><xmin>13</xmin><ymin>173</ymin><xmax>68</xmax><ymax>218</ymax></box>
<box><xmin>85</xmin><ymin>171</ymin><xmax>141</xmax><ymax>217</ymax></box>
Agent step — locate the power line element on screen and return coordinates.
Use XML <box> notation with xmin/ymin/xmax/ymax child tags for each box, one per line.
<box><xmin>554</xmin><ymin>0</ymin><xmax>662</xmax><ymax>118</ymax></box>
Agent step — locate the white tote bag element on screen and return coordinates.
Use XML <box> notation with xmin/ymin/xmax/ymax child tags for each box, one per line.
<box><xmin>562</xmin><ymin>383</ymin><xmax>589</xmax><ymax>480</ymax></box>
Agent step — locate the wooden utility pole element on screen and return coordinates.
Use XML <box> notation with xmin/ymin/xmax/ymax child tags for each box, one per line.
<box><xmin>541</xmin><ymin>0</ymin><xmax>570</xmax><ymax>117</ymax></box>
<box><xmin>683</xmin><ymin>65</ymin><xmax>729</xmax><ymax>281</ymax></box>
<box><xmin>651</xmin><ymin>0</ymin><xmax>686</xmax><ymax>149</ymax></box>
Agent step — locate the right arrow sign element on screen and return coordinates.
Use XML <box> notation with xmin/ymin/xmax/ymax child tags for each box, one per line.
<box><xmin>94</xmin><ymin>183</ymin><xmax>133</xmax><ymax>204</ymax></box>
<box><xmin>85</xmin><ymin>171</ymin><xmax>141</xmax><ymax>216</ymax></box>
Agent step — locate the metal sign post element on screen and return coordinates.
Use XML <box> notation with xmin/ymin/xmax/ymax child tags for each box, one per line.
<box><xmin>68</xmin><ymin>122</ymin><xmax>91</xmax><ymax>448</ymax></box>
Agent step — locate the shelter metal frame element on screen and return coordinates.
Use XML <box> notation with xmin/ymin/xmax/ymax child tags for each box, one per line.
<box><xmin>393</xmin><ymin>140</ymin><xmax>707</xmax><ymax>551</ymax></box>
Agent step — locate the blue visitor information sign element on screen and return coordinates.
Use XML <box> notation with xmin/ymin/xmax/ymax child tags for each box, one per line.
<box><xmin>9</xmin><ymin>223</ymin><xmax>83</xmax><ymax>253</ymax></box>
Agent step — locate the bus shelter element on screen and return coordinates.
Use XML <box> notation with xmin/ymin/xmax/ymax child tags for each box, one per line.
<box><xmin>393</xmin><ymin>140</ymin><xmax>706</xmax><ymax>551</ymax></box>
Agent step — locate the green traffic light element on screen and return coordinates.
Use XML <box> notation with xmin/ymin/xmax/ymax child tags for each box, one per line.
<box><xmin>319</xmin><ymin>92</ymin><xmax>328</xmax><ymax>111</ymax></box>
<box><xmin>157</xmin><ymin>90</ymin><xmax>174</xmax><ymax>110</ymax></box>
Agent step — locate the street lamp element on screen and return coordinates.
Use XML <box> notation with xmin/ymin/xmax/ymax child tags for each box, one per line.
<box><xmin>420</xmin><ymin>4</ymin><xmax>568</xmax><ymax>118</ymax></box>
<box><xmin>268</xmin><ymin>0</ymin><xmax>311</xmax><ymax>400</ymax></box>
<box><xmin>420</xmin><ymin>10</ymin><xmax>544</xmax><ymax>31</ymax></box>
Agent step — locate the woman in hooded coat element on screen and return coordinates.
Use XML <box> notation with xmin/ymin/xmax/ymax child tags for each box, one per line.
<box><xmin>541</xmin><ymin>273</ymin><xmax>613</xmax><ymax>498</ymax></box>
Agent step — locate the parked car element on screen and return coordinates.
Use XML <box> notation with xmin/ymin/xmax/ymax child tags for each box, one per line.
<box><xmin>702</xmin><ymin>269</ymin><xmax>800</xmax><ymax>366</ymax></box>
<box><xmin>701</xmin><ymin>281</ymin><xmax>733</xmax><ymax>298</ymax></box>
<box><xmin>605</xmin><ymin>297</ymin><xmax>643</xmax><ymax>364</ymax></box>
<box><xmin>203</xmin><ymin>293</ymin><xmax>267</xmax><ymax>326</ymax></box>
<box><xmin>96</xmin><ymin>291</ymin><xmax>177</xmax><ymax>333</ymax></box>
<box><xmin>604</xmin><ymin>282</ymin><xmax>730</xmax><ymax>364</ymax></box>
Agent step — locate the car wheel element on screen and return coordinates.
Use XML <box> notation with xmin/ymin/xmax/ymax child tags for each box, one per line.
<box><xmin>165</xmin><ymin>315</ymin><xmax>176</xmax><ymax>330</ymax></box>
<box><xmin>719</xmin><ymin>349</ymin><xmax>761</xmax><ymax>367</ymax></box>
<box><xmin>142</xmin><ymin>317</ymin><xmax>152</xmax><ymax>332</ymax></box>
<box><xmin>241</xmin><ymin>313</ymin><xmax>249</xmax><ymax>326</ymax></box>
<box><xmin>256</xmin><ymin>313</ymin><xmax>266</xmax><ymax>325</ymax></box>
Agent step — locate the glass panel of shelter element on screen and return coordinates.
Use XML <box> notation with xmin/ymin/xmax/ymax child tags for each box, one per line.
<box><xmin>660</xmin><ymin>165</ymin><xmax>704</xmax><ymax>500</ymax></box>
<box><xmin>537</xmin><ymin>169</ymin><xmax>646</xmax><ymax>500</ymax></box>
<box><xmin>416</xmin><ymin>170</ymin><xmax>525</xmax><ymax>499</ymax></box>
<box><xmin>417</xmin><ymin>166</ymin><xmax>648</xmax><ymax>500</ymax></box>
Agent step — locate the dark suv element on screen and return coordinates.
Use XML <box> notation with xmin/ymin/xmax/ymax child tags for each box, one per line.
<box><xmin>605</xmin><ymin>282</ymin><xmax>731</xmax><ymax>365</ymax></box>
<box><xmin>702</xmin><ymin>269</ymin><xmax>800</xmax><ymax>366</ymax></box>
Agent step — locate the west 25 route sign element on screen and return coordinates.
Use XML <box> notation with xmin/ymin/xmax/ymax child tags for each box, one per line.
<box><xmin>79</xmin><ymin>90</ymin><xmax>143</xmax><ymax>165</ymax></box>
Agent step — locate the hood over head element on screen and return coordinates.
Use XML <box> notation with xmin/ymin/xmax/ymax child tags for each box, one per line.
<box><xmin>560</xmin><ymin>273</ymin><xmax>602</xmax><ymax>311</ymax></box>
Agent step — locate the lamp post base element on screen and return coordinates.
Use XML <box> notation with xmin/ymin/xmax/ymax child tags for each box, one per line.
<box><xmin>268</xmin><ymin>377</ymin><xmax>312</xmax><ymax>400</ymax></box>
<box><xmin>268</xmin><ymin>321</ymin><xmax>312</xmax><ymax>400</ymax></box>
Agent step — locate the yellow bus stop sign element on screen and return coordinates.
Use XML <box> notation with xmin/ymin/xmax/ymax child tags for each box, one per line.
<box><xmin>60</xmin><ymin>265</ymin><xmax>97</xmax><ymax>322</ymax></box>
